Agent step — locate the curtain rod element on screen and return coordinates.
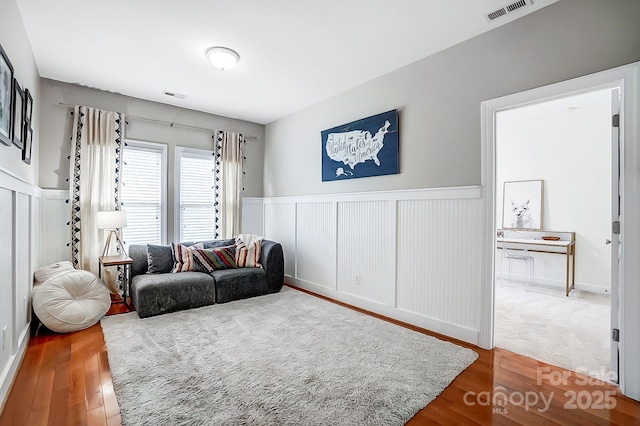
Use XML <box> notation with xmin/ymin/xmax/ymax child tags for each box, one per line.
<box><xmin>58</xmin><ymin>102</ymin><xmax>257</xmax><ymax>140</ymax></box>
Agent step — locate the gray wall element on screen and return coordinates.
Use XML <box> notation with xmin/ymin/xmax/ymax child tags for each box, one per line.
<box><xmin>39</xmin><ymin>79</ymin><xmax>265</xmax><ymax>239</ymax></box>
<box><xmin>0</xmin><ymin>0</ymin><xmax>40</xmax><ymax>185</ymax></box>
<box><xmin>39</xmin><ymin>79</ymin><xmax>265</xmax><ymax>193</ymax></box>
<box><xmin>264</xmin><ymin>0</ymin><xmax>640</xmax><ymax>197</ymax></box>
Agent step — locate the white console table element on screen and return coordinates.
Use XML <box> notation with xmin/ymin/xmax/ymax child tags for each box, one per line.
<box><xmin>497</xmin><ymin>230</ymin><xmax>576</xmax><ymax>296</ymax></box>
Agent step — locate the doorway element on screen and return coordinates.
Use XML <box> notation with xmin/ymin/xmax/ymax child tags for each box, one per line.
<box><xmin>493</xmin><ymin>89</ymin><xmax>613</xmax><ymax>378</ymax></box>
<box><xmin>478</xmin><ymin>61</ymin><xmax>640</xmax><ymax>400</ymax></box>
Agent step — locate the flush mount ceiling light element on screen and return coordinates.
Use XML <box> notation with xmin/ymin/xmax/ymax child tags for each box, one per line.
<box><xmin>205</xmin><ymin>46</ymin><xmax>240</xmax><ymax>71</ymax></box>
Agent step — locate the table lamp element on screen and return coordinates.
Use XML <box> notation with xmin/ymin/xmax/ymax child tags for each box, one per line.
<box><xmin>97</xmin><ymin>210</ymin><xmax>128</xmax><ymax>257</ymax></box>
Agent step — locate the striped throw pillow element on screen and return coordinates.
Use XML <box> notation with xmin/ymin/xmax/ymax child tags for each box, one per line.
<box><xmin>171</xmin><ymin>242</ymin><xmax>203</xmax><ymax>273</ymax></box>
<box><xmin>192</xmin><ymin>246</ymin><xmax>237</xmax><ymax>272</ymax></box>
<box><xmin>235</xmin><ymin>240</ymin><xmax>261</xmax><ymax>268</ymax></box>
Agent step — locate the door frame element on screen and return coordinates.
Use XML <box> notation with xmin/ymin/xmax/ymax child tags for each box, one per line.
<box><xmin>478</xmin><ymin>62</ymin><xmax>640</xmax><ymax>400</ymax></box>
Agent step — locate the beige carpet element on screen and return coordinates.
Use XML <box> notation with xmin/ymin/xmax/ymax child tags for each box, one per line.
<box><xmin>494</xmin><ymin>278</ymin><xmax>611</xmax><ymax>380</ymax></box>
<box><xmin>102</xmin><ymin>287</ymin><xmax>478</xmax><ymax>425</ymax></box>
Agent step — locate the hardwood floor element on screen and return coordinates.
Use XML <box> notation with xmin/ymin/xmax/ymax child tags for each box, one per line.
<box><xmin>0</xmin><ymin>300</ymin><xmax>132</xmax><ymax>426</ymax></box>
<box><xmin>1</xmin><ymin>289</ymin><xmax>639</xmax><ymax>426</ymax></box>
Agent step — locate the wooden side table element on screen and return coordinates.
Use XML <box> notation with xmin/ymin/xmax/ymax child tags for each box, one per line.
<box><xmin>99</xmin><ymin>254</ymin><xmax>133</xmax><ymax>306</ymax></box>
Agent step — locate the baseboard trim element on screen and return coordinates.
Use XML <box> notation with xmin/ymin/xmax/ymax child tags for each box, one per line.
<box><xmin>285</xmin><ymin>277</ymin><xmax>479</xmax><ymax>345</ymax></box>
<box><xmin>496</xmin><ymin>273</ymin><xmax>610</xmax><ymax>294</ymax></box>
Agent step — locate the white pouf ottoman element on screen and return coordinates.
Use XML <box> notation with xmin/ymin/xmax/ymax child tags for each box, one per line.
<box><xmin>32</xmin><ymin>269</ymin><xmax>111</xmax><ymax>333</ymax></box>
<box><xmin>34</xmin><ymin>261</ymin><xmax>75</xmax><ymax>286</ymax></box>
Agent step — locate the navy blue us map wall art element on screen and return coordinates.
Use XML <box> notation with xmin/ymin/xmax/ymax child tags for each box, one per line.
<box><xmin>321</xmin><ymin>109</ymin><xmax>399</xmax><ymax>181</ymax></box>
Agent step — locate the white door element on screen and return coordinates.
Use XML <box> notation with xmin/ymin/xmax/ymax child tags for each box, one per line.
<box><xmin>609</xmin><ymin>88</ymin><xmax>621</xmax><ymax>383</ymax></box>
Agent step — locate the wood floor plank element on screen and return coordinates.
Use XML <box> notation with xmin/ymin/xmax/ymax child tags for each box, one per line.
<box><xmin>69</xmin><ymin>362</ymin><xmax>87</xmax><ymax>408</ymax></box>
<box><xmin>69</xmin><ymin>402</ymin><xmax>89</xmax><ymax>426</ymax></box>
<box><xmin>2</xmin><ymin>291</ymin><xmax>640</xmax><ymax>426</ymax></box>
<box><xmin>100</xmin><ymin>380</ymin><xmax>120</xmax><ymax>420</ymax></box>
<box><xmin>86</xmin><ymin>405</ymin><xmax>107</xmax><ymax>426</ymax></box>
<box><xmin>25</xmin><ymin>407</ymin><xmax>48</xmax><ymax>426</ymax></box>
<box><xmin>46</xmin><ymin>385</ymin><xmax>69</xmax><ymax>426</ymax></box>
<box><xmin>0</xmin><ymin>341</ymin><xmax>46</xmax><ymax>425</ymax></box>
<box><xmin>29</xmin><ymin>369</ymin><xmax>55</xmax><ymax>411</ymax></box>
<box><xmin>85</xmin><ymin>354</ymin><xmax>104</xmax><ymax>410</ymax></box>
<box><xmin>106</xmin><ymin>413</ymin><xmax>122</xmax><ymax>426</ymax></box>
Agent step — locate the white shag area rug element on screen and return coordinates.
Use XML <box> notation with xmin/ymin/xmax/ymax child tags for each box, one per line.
<box><xmin>101</xmin><ymin>286</ymin><xmax>478</xmax><ymax>426</ymax></box>
<box><xmin>495</xmin><ymin>279</ymin><xmax>610</xmax><ymax>378</ymax></box>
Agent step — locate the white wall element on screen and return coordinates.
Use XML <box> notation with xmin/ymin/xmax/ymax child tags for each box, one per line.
<box><xmin>38</xmin><ymin>79</ymin><xmax>265</xmax><ymax>242</ymax></box>
<box><xmin>0</xmin><ymin>0</ymin><xmax>40</xmax><ymax>185</ymax></box>
<box><xmin>496</xmin><ymin>89</ymin><xmax>612</xmax><ymax>291</ymax></box>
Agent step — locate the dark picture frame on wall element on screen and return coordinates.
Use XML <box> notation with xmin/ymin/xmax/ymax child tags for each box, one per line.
<box><xmin>24</xmin><ymin>88</ymin><xmax>33</xmax><ymax>124</ymax></box>
<box><xmin>0</xmin><ymin>43</ymin><xmax>13</xmax><ymax>146</ymax></box>
<box><xmin>22</xmin><ymin>127</ymin><xmax>32</xmax><ymax>164</ymax></box>
<box><xmin>12</xmin><ymin>79</ymin><xmax>24</xmax><ymax>149</ymax></box>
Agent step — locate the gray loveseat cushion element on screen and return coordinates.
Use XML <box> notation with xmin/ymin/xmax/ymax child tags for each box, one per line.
<box><xmin>212</xmin><ymin>267</ymin><xmax>267</xmax><ymax>304</ymax></box>
<box><xmin>146</xmin><ymin>244</ymin><xmax>174</xmax><ymax>274</ymax></box>
<box><xmin>131</xmin><ymin>271</ymin><xmax>216</xmax><ymax>318</ymax></box>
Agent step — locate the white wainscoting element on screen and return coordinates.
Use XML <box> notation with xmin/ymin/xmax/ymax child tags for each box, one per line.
<box><xmin>337</xmin><ymin>200</ymin><xmax>392</xmax><ymax>305</ymax></box>
<box><xmin>40</xmin><ymin>189</ymin><xmax>71</xmax><ymax>266</ymax></box>
<box><xmin>0</xmin><ymin>168</ymin><xmax>41</xmax><ymax>412</ymax></box>
<box><xmin>296</xmin><ymin>202</ymin><xmax>336</xmax><ymax>289</ymax></box>
<box><xmin>249</xmin><ymin>186</ymin><xmax>483</xmax><ymax>345</ymax></box>
<box><xmin>396</xmin><ymin>198</ymin><xmax>482</xmax><ymax>330</ymax></box>
<box><xmin>263</xmin><ymin>201</ymin><xmax>297</xmax><ymax>277</ymax></box>
<box><xmin>241</xmin><ymin>198</ymin><xmax>264</xmax><ymax>237</ymax></box>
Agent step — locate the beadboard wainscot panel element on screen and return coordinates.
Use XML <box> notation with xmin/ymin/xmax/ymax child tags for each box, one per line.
<box><xmin>0</xmin><ymin>187</ymin><xmax>14</xmax><ymax>408</ymax></box>
<box><xmin>0</xmin><ymin>168</ymin><xmax>41</xmax><ymax>412</ymax></box>
<box><xmin>396</xmin><ymin>196</ymin><xmax>483</xmax><ymax>337</ymax></box>
<box><xmin>40</xmin><ymin>190</ymin><xmax>71</xmax><ymax>266</ymax></box>
<box><xmin>241</xmin><ymin>197</ymin><xmax>264</xmax><ymax>236</ymax></box>
<box><xmin>296</xmin><ymin>202</ymin><xmax>336</xmax><ymax>290</ymax></box>
<box><xmin>263</xmin><ymin>201</ymin><xmax>296</xmax><ymax>277</ymax></box>
<box><xmin>337</xmin><ymin>200</ymin><xmax>392</xmax><ymax>305</ymax></box>
<box><xmin>31</xmin><ymin>196</ymin><xmax>40</xmax><ymax>273</ymax></box>
<box><xmin>255</xmin><ymin>186</ymin><xmax>482</xmax><ymax>344</ymax></box>
<box><xmin>14</xmin><ymin>193</ymin><xmax>31</xmax><ymax>351</ymax></box>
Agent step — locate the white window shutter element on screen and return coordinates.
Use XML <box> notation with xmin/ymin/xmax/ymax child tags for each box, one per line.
<box><xmin>179</xmin><ymin>152</ymin><xmax>216</xmax><ymax>242</ymax></box>
<box><xmin>121</xmin><ymin>143</ymin><xmax>165</xmax><ymax>249</ymax></box>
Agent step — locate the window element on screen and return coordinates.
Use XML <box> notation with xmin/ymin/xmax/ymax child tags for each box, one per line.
<box><xmin>175</xmin><ymin>147</ymin><xmax>216</xmax><ymax>242</ymax></box>
<box><xmin>121</xmin><ymin>140</ymin><xmax>167</xmax><ymax>249</ymax></box>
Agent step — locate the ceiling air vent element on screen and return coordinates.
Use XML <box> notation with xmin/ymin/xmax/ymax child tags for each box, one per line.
<box><xmin>487</xmin><ymin>8</ymin><xmax>507</xmax><ymax>21</ymax></box>
<box><xmin>506</xmin><ymin>0</ymin><xmax>529</xmax><ymax>12</ymax></box>
<box><xmin>485</xmin><ymin>0</ymin><xmax>532</xmax><ymax>22</ymax></box>
<box><xmin>162</xmin><ymin>91</ymin><xmax>187</xmax><ymax>99</ymax></box>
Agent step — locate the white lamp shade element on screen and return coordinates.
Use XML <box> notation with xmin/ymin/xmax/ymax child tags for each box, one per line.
<box><xmin>205</xmin><ymin>47</ymin><xmax>240</xmax><ymax>71</ymax></box>
<box><xmin>96</xmin><ymin>210</ymin><xmax>127</xmax><ymax>229</ymax></box>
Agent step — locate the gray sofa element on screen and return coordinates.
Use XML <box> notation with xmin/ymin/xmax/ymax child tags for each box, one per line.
<box><xmin>128</xmin><ymin>239</ymin><xmax>284</xmax><ymax>318</ymax></box>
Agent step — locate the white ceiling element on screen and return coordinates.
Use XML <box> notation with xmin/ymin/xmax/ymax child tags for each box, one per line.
<box><xmin>498</xmin><ymin>88</ymin><xmax>613</xmax><ymax>122</ymax></box>
<box><xmin>17</xmin><ymin>0</ymin><xmax>558</xmax><ymax>125</ymax></box>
